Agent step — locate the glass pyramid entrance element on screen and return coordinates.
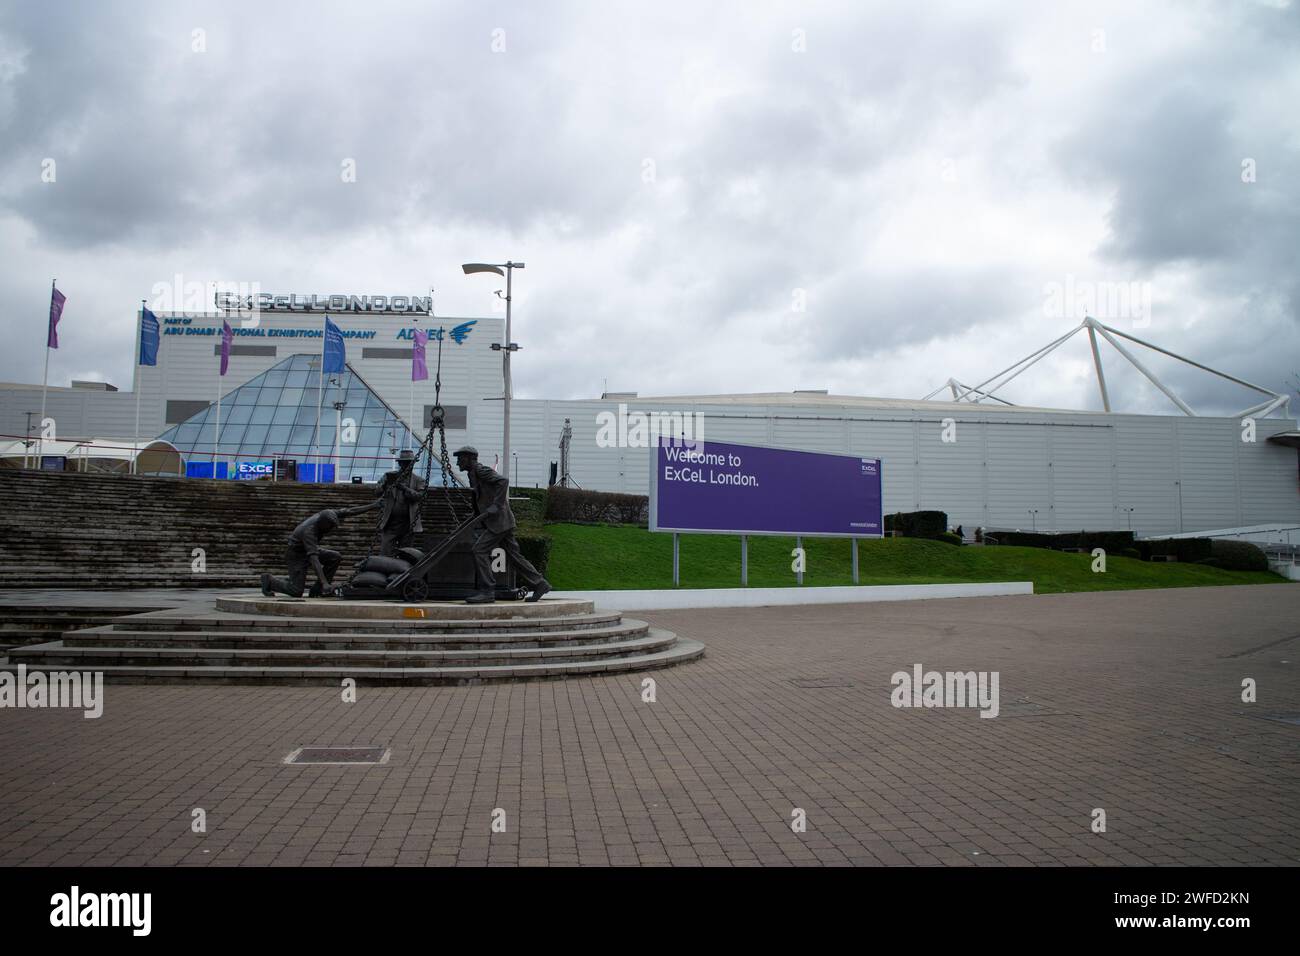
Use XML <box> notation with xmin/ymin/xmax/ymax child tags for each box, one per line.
<box><xmin>156</xmin><ymin>353</ymin><xmax>420</xmax><ymax>483</ymax></box>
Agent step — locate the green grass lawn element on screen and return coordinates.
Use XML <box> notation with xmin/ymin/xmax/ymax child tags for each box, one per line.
<box><xmin>541</xmin><ymin>523</ymin><xmax>1287</xmax><ymax>594</ymax></box>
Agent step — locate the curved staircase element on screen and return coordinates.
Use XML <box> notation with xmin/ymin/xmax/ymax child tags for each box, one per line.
<box><xmin>3</xmin><ymin>595</ymin><xmax>704</xmax><ymax>685</ymax></box>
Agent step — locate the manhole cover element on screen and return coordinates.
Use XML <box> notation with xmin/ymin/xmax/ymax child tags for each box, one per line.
<box><xmin>790</xmin><ymin>677</ymin><xmax>855</xmax><ymax>689</ymax></box>
<box><xmin>285</xmin><ymin>746</ymin><xmax>390</xmax><ymax>765</ymax></box>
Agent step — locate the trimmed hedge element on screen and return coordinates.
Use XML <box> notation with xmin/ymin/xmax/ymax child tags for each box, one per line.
<box><xmin>1136</xmin><ymin>537</ymin><xmax>1213</xmax><ymax>563</ymax></box>
<box><xmin>1204</xmin><ymin>539</ymin><xmax>1269</xmax><ymax>572</ymax></box>
<box><xmin>986</xmin><ymin>530</ymin><xmax>1136</xmax><ymax>553</ymax></box>
<box><xmin>517</xmin><ymin>533</ymin><xmax>554</xmax><ymax>576</ymax></box>
<box><xmin>545</xmin><ymin>486</ymin><xmax>648</xmax><ymax>526</ymax></box>
<box><xmin>507</xmin><ymin>486</ymin><xmax>548</xmax><ymax>527</ymax></box>
<box><xmin>885</xmin><ymin>511</ymin><xmax>948</xmax><ymax>539</ymax></box>
<box><xmin>935</xmin><ymin>532</ymin><xmax>963</xmax><ymax>546</ymax></box>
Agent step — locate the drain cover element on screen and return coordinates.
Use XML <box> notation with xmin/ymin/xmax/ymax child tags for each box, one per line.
<box><xmin>790</xmin><ymin>677</ymin><xmax>855</xmax><ymax>689</ymax></box>
<box><xmin>285</xmin><ymin>746</ymin><xmax>390</xmax><ymax>765</ymax></box>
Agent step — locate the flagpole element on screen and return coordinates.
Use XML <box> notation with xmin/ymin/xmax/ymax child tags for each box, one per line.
<box><xmin>134</xmin><ymin>299</ymin><xmax>145</xmax><ymax>475</ymax></box>
<box><xmin>214</xmin><ymin>348</ymin><xmax>221</xmax><ymax>476</ymax></box>
<box><xmin>312</xmin><ymin>315</ymin><xmax>326</xmax><ymax>482</ymax></box>
<box><xmin>38</xmin><ymin>278</ymin><xmax>54</xmax><ymax>465</ymax></box>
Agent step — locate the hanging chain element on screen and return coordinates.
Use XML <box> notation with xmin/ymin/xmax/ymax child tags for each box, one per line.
<box><xmin>354</xmin><ymin>322</ymin><xmax>463</xmax><ymax>574</ymax></box>
<box><xmin>418</xmin><ymin>325</ymin><xmax>464</xmax><ymax>530</ymax></box>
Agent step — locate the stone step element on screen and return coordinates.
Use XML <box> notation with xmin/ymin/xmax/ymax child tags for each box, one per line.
<box><xmin>61</xmin><ymin>620</ymin><xmax>649</xmax><ymax>649</ymax></box>
<box><xmin>0</xmin><ymin>636</ymin><xmax>706</xmax><ymax>685</ymax></box>
<box><xmin>97</xmin><ymin>609</ymin><xmax>625</xmax><ymax>635</ymax></box>
<box><xmin>214</xmin><ymin>595</ymin><xmax>596</xmax><ymax>620</ymax></box>
<box><xmin>10</xmin><ymin>629</ymin><xmax>678</xmax><ymax>669</ymax></box>
<box><xmin>0</xmin><ymin>606</ymin><xmax>166</xmax><ymax>650</ymax></box>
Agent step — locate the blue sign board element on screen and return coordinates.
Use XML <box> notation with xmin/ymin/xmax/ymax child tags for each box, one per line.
<box><xmin>649</xmin><ymin>437</ymin><xmax>883</xmax><ymax>538</ymax></box>
<box><xmin>235</xmin><ymin>460</ymin><xmax>275</xmax><ymax>480</ymax></box>
<box><xmin>185</xmin><ymin>462</ymin><xmax>230</xmax><ymax>480</ymax></box>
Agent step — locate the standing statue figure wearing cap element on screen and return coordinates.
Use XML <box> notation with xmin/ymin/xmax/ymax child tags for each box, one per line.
<box><xmin>453</xmin><ymin>445</ymin><xmax>552</xmax><ymax>604</ymax></box>
<box><xmin>372</xmin><ymin>448</ymin><xmax>428</xmax><ymax>556</ymax></box>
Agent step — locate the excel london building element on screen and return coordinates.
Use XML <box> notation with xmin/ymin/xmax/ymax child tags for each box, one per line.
<box><xmin>0</xmin><ymin>292</ymin><xmax>1296</xmax><ymax>538</ymax></box>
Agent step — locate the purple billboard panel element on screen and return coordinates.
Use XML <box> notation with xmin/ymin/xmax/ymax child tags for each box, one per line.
<box><xmin>649</xmin><ymin>438</ymin><xmax>883</xmax><ymax>537</ymax></box>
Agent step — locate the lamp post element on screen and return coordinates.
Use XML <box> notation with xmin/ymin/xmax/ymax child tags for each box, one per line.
<box><xmin>463</xmin><ymin>261</ymin><xmax>524</xmax><ymax>477</ymax></box>
<box><xmin>23</xmin><ymin>411</ymin><xmax>36</xmax><ymax>470</ymax></box>
<box><xmin>333</xmin><ymin>398</ymin><xmax>347</xmax><ymax>484</ymax></box>
<box><xmin>1029</xmin><ymin>509</ymin><xmax>1039</xmax><ymax>531</ymax></box>
<box><xmin>1122</xmin><ymin>506</ymin><xmax>1135</xmax><ymax>531</ymax></box>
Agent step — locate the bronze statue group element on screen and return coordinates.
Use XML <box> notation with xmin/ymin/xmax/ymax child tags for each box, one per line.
<box><xmin>260</xmin><ymin>446</ymin><xmax>551</xmax><ymax>605</ymax></box>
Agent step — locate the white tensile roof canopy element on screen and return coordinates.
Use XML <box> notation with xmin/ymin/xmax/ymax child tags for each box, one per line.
<box><xmin>0</xmin><ymin>438</ymin><xmax>184</xmax><ymax>475</ymax></box>
<box><xmin>922</xmin><ymin>317</ymin><xmax>1292</xmax><ymax>419</ymax></box>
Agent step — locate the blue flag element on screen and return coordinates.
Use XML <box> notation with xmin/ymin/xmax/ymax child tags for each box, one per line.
<box><xmin>323</xmin><ymin>316</ymin><xmax>346</xmax><ymax>373</ymax></box>
<box><xmin>139</xmin><ymin>307</ymin><xmax>160</xmax><ymax>367</ymax></box>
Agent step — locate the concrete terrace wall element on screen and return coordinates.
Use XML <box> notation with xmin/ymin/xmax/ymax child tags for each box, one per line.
<box><xmin>0</xmin><ymin>470</ymin><xmax>474</xmax><ymax>589</ymax></box>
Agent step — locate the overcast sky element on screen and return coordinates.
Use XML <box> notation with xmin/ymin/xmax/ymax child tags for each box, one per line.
<box><xmin>1</xmin><ymin>0</ymin><xmax>1297</xmax><ymax>416</ymax></box>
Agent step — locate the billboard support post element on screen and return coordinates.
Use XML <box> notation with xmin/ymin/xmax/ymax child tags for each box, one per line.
<box><xmin>672</xmin><ymin>533</ymin><xmax>680</xmax><ymax>587</ymax></box>
<box><xmin>740</xmin><ymin>534</ymin><xmax>748</xmax><ymax>586</ymax></box>
<box><xmin>852</xmin><ymin>537</ymin><xmax>859</xmax><ymax>584</ymax></box>
<box><xmin>796</xmin><ymin>535</ymin><xmax>804</xmax><ymax>586</ymax></box>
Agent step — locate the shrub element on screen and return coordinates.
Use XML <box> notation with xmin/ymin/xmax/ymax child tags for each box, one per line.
<box><xmin>507</xmin><ymin>486</ymin><xmax>548</xmax><ymax>528</ymax></box>
<box><xmin>986</xmin><ymin>530</ymin><xmax>1135</xmax><ymax>552</ymax></box>
<box><xmin>545</xmin><ymin>486</ymin><xmax>648</xmax><ymax>526</ymax></box>
<box><xmin>935</xmin><ymin>532</ymin><xmax>962</xmax><ymax>546</ymax></box>
<box><xmin>1136</xmin><ymin>538</ymin><xmax>1213</xmax><ymax>563</ymax></box>
<box><xmin>517</xmin><ymin>533</ymin><xmax>554</xmax><ymax>576</ymax></box>
<box><xmin>885</xmin><ymin>510</ymin><xmax>948</xmax><ymax>539</ymax></box>
<box><xmin>1204</xmin><ymin>539</ymin><xmax>1269</xmax><ymax>572</ymax></box>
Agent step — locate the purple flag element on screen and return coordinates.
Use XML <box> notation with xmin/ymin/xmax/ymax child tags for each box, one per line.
<box><xmin>47</xmin><ymin>286</ymin><xmax>66</xmax><ymax>349</ymax></box>
<box><xmin>220</xmin><ymin>320</ymin><xmax>233</xmax><ymax>376</ymax></box>
<box><xmin>411</xmin><ymin>328</ymin><xmax>429</xmax><ymax>381</ymax></box>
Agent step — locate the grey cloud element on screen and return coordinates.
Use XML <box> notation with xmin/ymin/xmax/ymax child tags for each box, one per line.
<box><xmin>0</xmin><ymin>0</ymin><xmax>1296</xmax><ymax>420</ymax></box>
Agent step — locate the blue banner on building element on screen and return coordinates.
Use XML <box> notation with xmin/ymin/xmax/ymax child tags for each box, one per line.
<box><xmin>323</xmin><ymin>316</ymin><xmax>346</xmax><ymax>373</ymax></box>
<box><xmin>139</xmin><ymin>308</ymin><xmax>160</xmax><ymax>367</ymax></box>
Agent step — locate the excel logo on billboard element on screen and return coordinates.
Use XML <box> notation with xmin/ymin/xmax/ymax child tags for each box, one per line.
<box><xmin>236</xmin><ymin>460</ymin><xmax>275</xmax><ymax>480</ymax></box>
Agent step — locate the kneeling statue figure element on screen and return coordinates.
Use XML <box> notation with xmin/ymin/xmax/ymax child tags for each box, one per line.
<box><xmin>260</xmin><ymin>506</ymin><xmax>371</xmax><ymax>598</ymax></box>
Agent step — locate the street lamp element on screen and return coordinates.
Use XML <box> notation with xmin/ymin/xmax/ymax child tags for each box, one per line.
<box><xmin>1028</xmin><ymin>509</ymin><xmax>1040</xmax><ymax>531</ymax></box>
<box><xmin>1122</xmin><ymin>506</ymin><xmax>1135</xmax><ymax>531</ymax></box>
<box><xmin>333</xmin><ymin>398</ymin><xmax>347</xmax><ymax>485</ymax></box>
<box><xmin>463</xmin><ymin>261</ymin><xmax>524</xmax><ymax>478</ymax></box>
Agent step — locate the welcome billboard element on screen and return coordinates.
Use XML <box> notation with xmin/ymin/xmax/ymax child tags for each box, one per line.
<box><xmin>649</xmin><ymin>437</ymin><xmax>883</xmax><ymax>537</ymax></box>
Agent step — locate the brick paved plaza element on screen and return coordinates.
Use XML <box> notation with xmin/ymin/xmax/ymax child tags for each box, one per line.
<box><xmin>1</xmin><ymin>584</ymin><xmax>1296</xmax><ymax>867</ymax></box>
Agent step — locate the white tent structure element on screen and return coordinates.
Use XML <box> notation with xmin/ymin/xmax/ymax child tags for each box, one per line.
<box><xmin>0</xmin><ymin>437</ymin><xmax>184</xmax><ymax>475</ymax></box>
<box><xmin>924</xmin><ymin>316</ymin><xmax>1292</xmax><ymax>419</ymax></box>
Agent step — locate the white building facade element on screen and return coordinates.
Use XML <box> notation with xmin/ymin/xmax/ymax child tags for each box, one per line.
<box><xmin>1</xmin><ymin>304</ymin><xmax>1296</xmax><ymax>537</ymax></box>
